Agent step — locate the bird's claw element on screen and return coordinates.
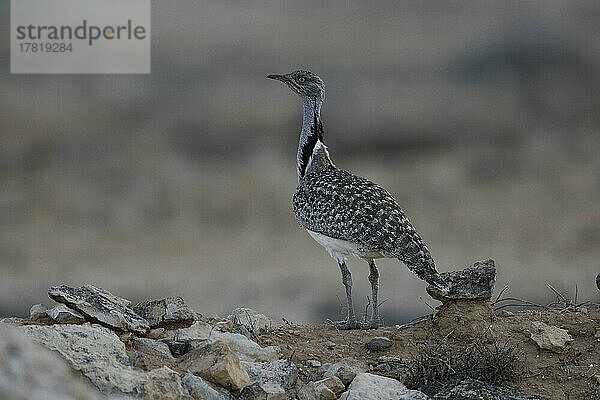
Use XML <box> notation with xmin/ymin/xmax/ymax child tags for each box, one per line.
<box><xmin>327</xmin><ymin>318</ymin><xmax>380</xmax><ymax>330</ymax></box>
<box><xmin>358</xmin><ymin>318</ymin><xmax>381</xmax><ymax>330</ymax></box>
<box><xmin>327</xmin><ymin>318</ymin><xmax>359</xmax><ymax>330</ymax></box>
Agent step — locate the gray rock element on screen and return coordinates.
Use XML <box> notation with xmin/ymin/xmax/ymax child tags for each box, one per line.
<box><xmin>307</xmin><ymin>359</ymin><xmax>322</xmax><ymax>368</ymax></box>
<box><xmin>323</xmin><ymin>358</ymin><xmax>367</xmax><ymax>386</ymax></box>
<box><xmin>134</xmin><ymin>297</ymin><xmax>195</xmax><ymax>328</ymax></box>
<box><xmin>166</xmin><ymin>321</ymin><xmax>279</xmax><ymax>362</ymax></box>
<box><xmin>339</xmin><ymin>373</ymin><xmax>429</xmax><ymax>400</ymax></box>
<box><xmin>314</xmin><ymin>376</ymin><xmax>345</xmax><ymax>397</ymax></box>
<box><xmin>0</xmin><ymin>324</ymin><xmax>102</xmax><ymax>400</ymax></box>
<box><xmin>147</xmin><ymin>327</ymin><xmax>165</xmax><ymax>339</ymax></box>
<box><xmin>164</xmin><ymin>338</ymin><xmax>206</xmax><ymax>356</ymax></box>
<box><xmin>228</xmin><ymin>308</ymin><xmax>278</xmax><ymax>334</ymax></box>
<box><xmin>142</xmin><ymin>367</ymin><xmax>188</xmax><ymax>399</ymax></box>
<box><xmin>242</xmin><ymin>360</ymin><xmax>298</xmax><ymax>391</ymax></box>
<box><xmin>18</xmin><ymin>322</ymin><xmax>186</xmax><ymax>398</ymax></box>
<box><xmin>298</xmin><ymin>380</ymin><xmax>337</xmax><ymax>400</ymax></box>
<box><xmin>431</xmin><ymin>378</ymin><xmax>548</xmax><ymax>399</ymax></box>
<box><xmin>133</xmin><ymin>337</ymin><xmax>175</xmax><ymax>361</ymax></box>
<box><xmin>177</xmin><ymin>340</ymin><xmax>251</xmax><ymax>391</ymax></box>
<box><xmin>240</xmin><ymin>382</ymin><xmax>286</xmax><ymax>400</ymax></box>
<box><xmin>530</xmin><ymin>321</ymin><xmax>573</xmax><ymax>353</ymax></box>
<box><xmin>48</xmin><ymin>284</ymin><xmax>149</xmax><ymax>334</ymax></box>
<box><xmin>29</xmin><ymin>304</ymin><xmax>51</xmax><ymax>322</ymax></box>
<box><xmin>427</xmin><ymin>259</ymin><xmax>496</xmax><ymax>301</ymax></box>
<box><xmin>46</xmin><ymin>305</ymin><xmax>86</xmax><ymax>324</ymax></box>
<box><xmin>364</xmin><ymin>336</ymin><xmax>393</xmax><ymax>352</ymax></box>
<box><xmin>182</xmin><ymin>372</ymin><xmax>233</xmax><ymax>400</ymax></box>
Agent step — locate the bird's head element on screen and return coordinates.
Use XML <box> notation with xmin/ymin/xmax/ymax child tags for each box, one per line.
<box><xmin>267</xmin><ymin>70</ymin><xmax>325</xmax><ymax>100</ymax></box>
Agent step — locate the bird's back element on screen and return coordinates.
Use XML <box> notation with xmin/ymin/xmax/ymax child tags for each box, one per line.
<box><xmin>292</xmin><ymin>166</ymin><xmax>434</xmax><ymax>268</ymax></box>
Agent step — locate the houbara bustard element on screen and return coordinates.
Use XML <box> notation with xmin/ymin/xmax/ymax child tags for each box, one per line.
<box><xmin>268</xmin><ymin>70</ymin><xmax>448</xmax><ymax>329</ymax></box>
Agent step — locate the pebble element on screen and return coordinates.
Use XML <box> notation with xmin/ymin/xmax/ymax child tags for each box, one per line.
<box><xmin>364</xmin><ymin>336</ymin><xmax>393</xmax><ymax>351</ymax></box>
<box><xmin>307</xmin><ymin>359</ymin><xmax>322</xmax><ymax>367</ymax></box>
<box><xmin>324</xmin><ymin>341</ymin><xmax>336</xmax><ymax>349</ymax></box>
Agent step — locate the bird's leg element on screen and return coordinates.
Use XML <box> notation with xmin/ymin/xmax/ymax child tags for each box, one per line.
<box><xmin>331</xmin><ymin>260</ymin><xmax>358</xmax><ymax>329</ymax></box>
<box><xmin>360</xmin><ymin>260</ymin><xmax>381</xmax><ymax>329</ymax></box>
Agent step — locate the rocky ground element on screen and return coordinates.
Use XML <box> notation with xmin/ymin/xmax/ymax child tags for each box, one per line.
<box><xmin>0</xmin><ymin>261</ymin><xmax>599</xmax><ymax>399</ymax></box>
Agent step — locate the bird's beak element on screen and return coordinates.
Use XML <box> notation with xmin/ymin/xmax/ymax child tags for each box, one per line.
<box><xmin>267</xmin><ymin>74</ymin><xmax>286</xmax><ymax>82</ymax></box>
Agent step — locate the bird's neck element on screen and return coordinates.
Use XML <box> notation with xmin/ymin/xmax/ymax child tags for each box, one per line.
<box><xmin>297</xmin><ymin>96</ymin><xmax>333</xmax><ymax>179</ymax></box>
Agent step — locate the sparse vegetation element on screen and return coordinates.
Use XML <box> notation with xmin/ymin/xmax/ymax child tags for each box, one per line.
<box><xmin>402</xmin><ymin>333</ymin><xmax>523</xmax><ymax>390</ymax></box>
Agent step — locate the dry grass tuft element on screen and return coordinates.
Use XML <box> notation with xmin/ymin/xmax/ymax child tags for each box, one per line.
<box><xmin>403</xmin><ymin>333</ymin><xmax>523</xmax><ymax>390</ymax></box>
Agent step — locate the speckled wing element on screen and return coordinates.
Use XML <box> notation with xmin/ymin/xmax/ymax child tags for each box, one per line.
<box><xmin>292</xmin><ymin>167</ymin><xmax>436</xmax><ymax>274</ymax></box>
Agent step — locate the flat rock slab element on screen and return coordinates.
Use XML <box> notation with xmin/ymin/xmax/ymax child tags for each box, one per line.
<box><xmin>427</xmin><ymin>259</ymin><xmax>496</xmax><ymax>301</ymax></box>
<box><xmin>49</xmin><ymin>284</ymin><xmax>149</xmax><ymax>334</ymax></box>
<box><xmin>134</xmin><ymin>297</ymin><xmax>195</xmax><ymax>328</ymax></box>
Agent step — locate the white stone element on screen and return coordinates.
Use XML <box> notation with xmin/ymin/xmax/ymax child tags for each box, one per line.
<box><xmin>0</xmin><ymin>324</ymin><xmax>102</xmax><ymax>400</ymax></box>
<box><xmin>228</xmin><ymin>307</ymin><xmax>278</xmax><ymax>334</ymax></box>
<box><xmin>339</xmin><ymin>373</ymin><xmax>429</xmax><ymax>400</ymax></box>
<box><xmin>242</xmin><ymin>359</ymin><xmax>298</xmax><ymax>391</ymax></box>
<box><xmin>18</xmin><ymin>323</ymin><xmax>186</xmax><ymax>398</ymax></box>
<box><xmin>530</xmin><ymin>321</ymin><xmax>573</xmax><ymax>353</ymax></box>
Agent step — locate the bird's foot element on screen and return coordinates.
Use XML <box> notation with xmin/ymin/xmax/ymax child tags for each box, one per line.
<box><xmin>358</xmin><ymin>318</ymin><xmax>381</xmax><ymax>330</ymax></box>
<box><xmin>327</xmin><ymin>318</ymin><xmax>359</xmax><ymax>330</ymax></box>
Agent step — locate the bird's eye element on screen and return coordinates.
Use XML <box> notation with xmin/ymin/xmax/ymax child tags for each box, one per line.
<box><xmin>298</xmin><ymin>77</ymin><xmax>306</xmax><ymax>83</ymax></box>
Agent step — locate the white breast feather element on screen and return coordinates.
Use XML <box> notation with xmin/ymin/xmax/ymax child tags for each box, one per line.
<box><xmin>307</xmin><ymin>230</ymin><xmax>384</xmax><ymax>262</ymax></box>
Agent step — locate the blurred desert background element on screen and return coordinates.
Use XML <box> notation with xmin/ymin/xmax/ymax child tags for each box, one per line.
<box><xmin>1</xmin><ymin>0</ymin><xmax>599</xmax><ymax>324</ymax></box>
